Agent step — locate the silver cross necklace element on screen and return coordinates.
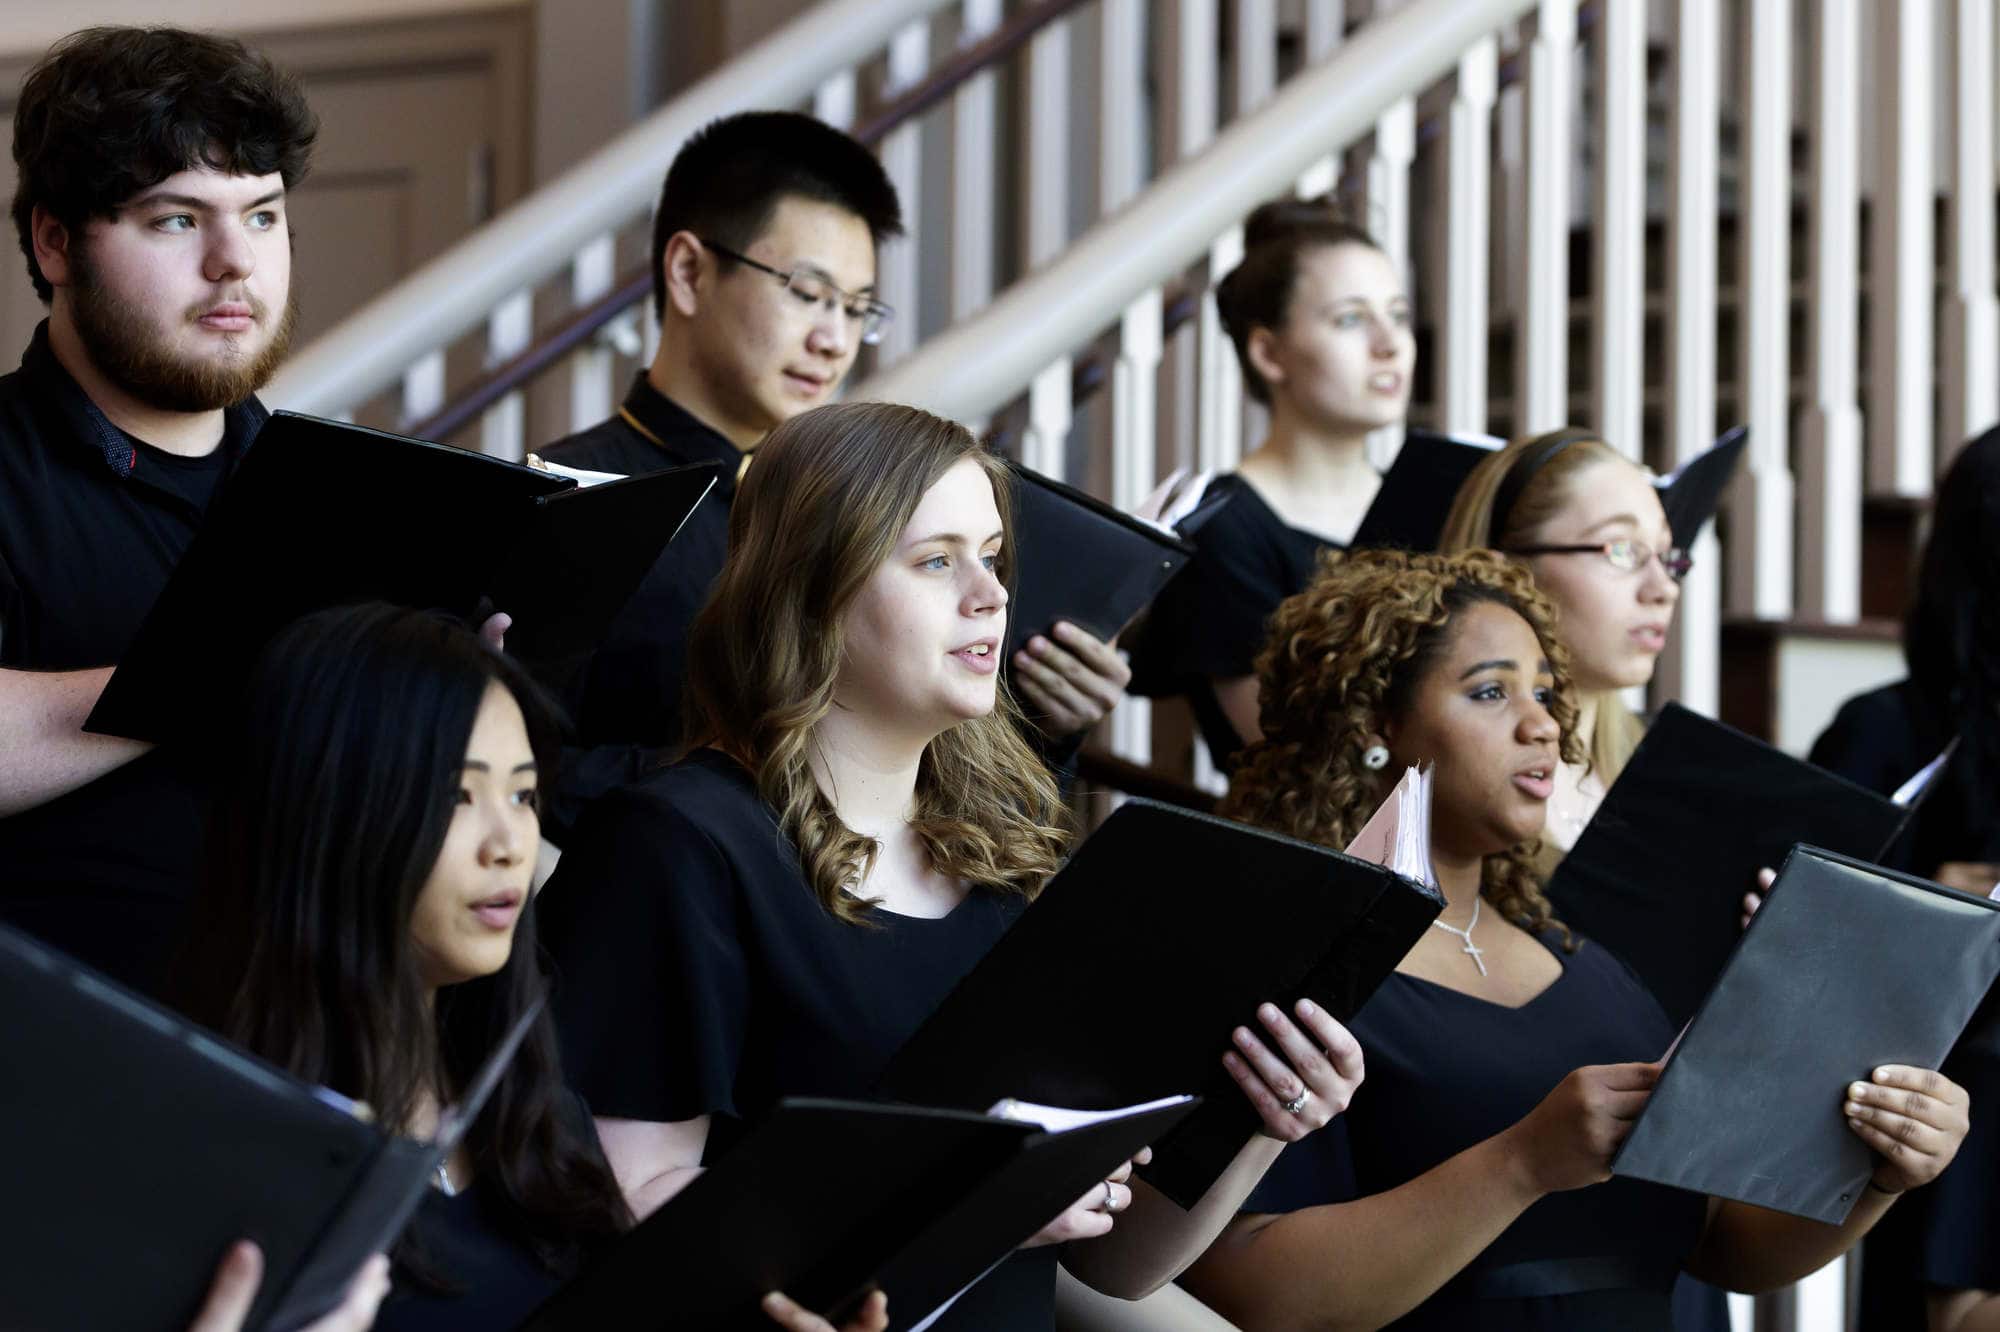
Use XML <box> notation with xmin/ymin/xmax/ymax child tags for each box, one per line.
<box><xmin>1430</xmin><ymin>895</ymin><xmax>1487</xmax><ymax>976</ymax></box>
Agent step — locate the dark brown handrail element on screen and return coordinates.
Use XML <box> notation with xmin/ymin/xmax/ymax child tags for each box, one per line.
<box><xmin>1073</xmin><ymin>750</ymin><xmax>1217</xmax><ymax>813</ymax></box>
<box><xmin>409</xmin><ymin>0</ymin><xmax>1095</xmax><ymax>442</ymax></box>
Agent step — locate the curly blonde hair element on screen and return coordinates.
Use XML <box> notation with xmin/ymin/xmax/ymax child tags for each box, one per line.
<box><xmin>683</xmin><ymin>401</ymin><xmax>1070</xmax><ymax>924</ymax></box>
<box><xmin>1219</xmin><ymin>548</ymin><xmax>1582</xmax><ymax>941</ymax></box>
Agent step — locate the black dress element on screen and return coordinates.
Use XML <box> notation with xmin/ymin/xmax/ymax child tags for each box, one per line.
<box><xmin>1244</xmin><ymin>932</ymin><xmax>1707</xmax><ymax>1330</ymax></box>
<box><xmin>372</xmin><ymin>1094</ymin><xmax>609</xmax><ymax>1332</ymax></box>
<box><xmin>1811</xmin><ymin>680</ymin><xmax>2000</xmax><ymax>1327</ymax></box>
<box><xmin>1128</xmin><ymin>474</ymin><xmax>1337</xmax><ymax>767</ymax></box>
<box><xmin>537</xmin><ymin>749</ymin><xmax>1056</xmax><ymax>1329</ymax></box>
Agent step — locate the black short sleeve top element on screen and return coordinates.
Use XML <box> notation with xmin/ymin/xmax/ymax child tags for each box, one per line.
<box><xmin>537</xmin><ymin>750</ymin><xmax>1054</xmax><ymax>1329</ymax></box>
<box><xmin>1244</xmin><ymin>932</ymin><xmax>1706</xmax><ymax>1331</ymax></box>
<box><xmin>1129</xmin><ymin>474</ymin><xmax>1337</xmax><ymax>765</ymax></box>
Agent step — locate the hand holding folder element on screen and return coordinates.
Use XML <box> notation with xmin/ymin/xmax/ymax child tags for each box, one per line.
<box><xmin>1545</xmin><ymin>703</ymin><xmax>1918</xmax><ymax>1028</ymax></box>
<box><xmin>85</xmin><ymin>411</ymin><xmax>718</xmax><ymax>745</ymax></box>
<box><xmin>0</xmin><ymin>922</ymin><xmax>538</xmax><ymax>1332</ymax></box>
<box><xmin>514</xmin><ymin>1095</ymin><xmax>1198</xmax><ymax>1332</ymax></box>
<box><xmin>876</xmin><ymin>792</ymin><xmax>1442</xmax><ymax>1208</ymax></box>
<box><xmin>1610</xmin><ymin>846</ymin><xmax>1996</xmax><ymax>1223</ymax></box>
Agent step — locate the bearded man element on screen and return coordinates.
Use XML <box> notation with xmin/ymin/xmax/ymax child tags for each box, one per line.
<box><xmin>0</xmin><ymin>26</ymin><xmax>317</xmax><ymax>992</ymax></box>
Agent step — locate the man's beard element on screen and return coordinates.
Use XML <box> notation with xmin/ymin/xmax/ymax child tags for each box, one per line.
<box><xmin>68</xmin><ymin>251</ymin><xmax>298</xmax><ymax>413</ymax></box>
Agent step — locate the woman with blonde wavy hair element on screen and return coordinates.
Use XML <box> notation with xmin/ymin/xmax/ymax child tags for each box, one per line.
<box><xmin>1182</xmin><ymin>549</ymin><xmax>1971</xmax><ymax>1331</ymax></box>
<box><xmin>537</xmin><ymin>401</ymin><xmax>1362</xmax><ymax>1329</ymax></box>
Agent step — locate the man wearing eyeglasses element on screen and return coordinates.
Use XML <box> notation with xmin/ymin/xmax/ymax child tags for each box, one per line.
<box><xmin>541</xmin><ymin>111</ymin><xmax>1131</xmax><ymax>829</ymax></box>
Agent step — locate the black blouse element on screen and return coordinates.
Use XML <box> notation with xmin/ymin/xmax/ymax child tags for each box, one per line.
<box><xmin>537</xmin><ymin>749</ymin><xmax>1055</xmax><ymax>1329</ymax></box>
<box><xmin>1129</xmin><ymin>474</ymin><xmax>1338</xmax><ymax>767</ymax></box>
<box><xmin>1244</xmin><ymin>932</ymin><xmax>1706</xmax><ymax>1330</ymax></box>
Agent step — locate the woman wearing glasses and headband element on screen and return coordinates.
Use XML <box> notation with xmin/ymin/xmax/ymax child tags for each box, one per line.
<box><xmin>1439</xmin><ymin>429</ymin><xmax>1690</xmax><ymax>860</ymax></box>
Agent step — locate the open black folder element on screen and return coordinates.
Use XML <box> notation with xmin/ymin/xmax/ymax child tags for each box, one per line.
<box><xmin>0</xmin><ymin>921</ymin><xmax>536</xmax><ymax>1332</ymax></box>
<box><xmin>85</xmin><ymin>411</ymin><xmax>718</xmax><ymax>745</ymax></box>
<box><xmin>1546</xmin><ymin>703</ymin><xmax>1913</xmax><ymax>1028</ymax></box>
<box><xmin>1612</xmin><ymin>845</ymin><xmax>2000</xmax><ymax>1224</ymax></box>
<box><xmin>875</xmin><ymin>798</ymin><xmax>1443</xmax><ymax>1209</ymax></box>
<box><xmin>517</xmin><ymin>1095</ymin><xmax>1195</xmax><ymax>1332</ymax></box>
<box><xmin>1003</xmin><ymin>461</ymin><xmax>1195</xmax><ymax>659</ymax></box>
<box><xmin>1656</xmin><ymin>425</ymin><xmax>1748</xmax><ymax>549</ymax></box>
<box><xmin>1348</xmin><ymin>427</ymin><xmax>1501</xmax><ymax>551</ymax></box>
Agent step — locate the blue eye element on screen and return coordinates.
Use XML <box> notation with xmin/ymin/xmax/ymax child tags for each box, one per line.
<box><xmin>154</xmin><ymin>215</ymin><xmax>194</xmax><ymax>233</ymax></box>
<box><xmin>920</xmin><ymin>553</ymin><xmax>950</xmax><ymax>571</ymax></box>
<box><xmin>980</xmin><ymin>553</ymin><xmax>1000</xmax><ymax>572</ymax></box>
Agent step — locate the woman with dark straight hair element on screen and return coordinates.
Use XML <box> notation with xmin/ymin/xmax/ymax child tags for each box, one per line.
<box><xmin>540</xmin><ymin>401</ymin><xmax>1364</xmax><ymax>1331</ymax></box>
<box><xmin>176</xmin><ymin>602</ymin><xmax>884</xmax><ymax>1332</ymax></box>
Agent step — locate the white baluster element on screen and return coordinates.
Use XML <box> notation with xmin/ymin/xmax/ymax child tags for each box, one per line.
<box><xmin>1734</xmin><ymin>0</ymin><xmax>1794</xmax><ymax>619</ymax></box>
<box><xmin>1164</xmin><ymin>0</ymin><xmax>1219</xmax><ymax>162</ymax></box>
<box><xmin>1294</xmin><ymin>0</ymin><xmax>1343</xmax><ymax>195</ymax></box>
<box><xmin>1234</xmin><ymin>0</ymin><xmax>1278</xmax><ymax>118</ymax></box>
<box><xmin>1867</xmin><ymin>0</ymin><xmax>1935</xmax><ymax>497</ymax></box>
<box><xmin>480</xmin><ymin>292</ymin><xmax>533</xmax><ymax>461</ymax></box>
<box><xmin>1942</xmin><ymin>0</ymin><xmax>2000</xmax><ymax>467</ymax></box>
<box><xmin>1099</xmin><ymin>0</ymin><xmax>1146</xmax><ymax>216</ymax></box>
<box><xmin>1199</xmin><ymin>225</ymin><xmax>1247</xmax><ymax>474</ymax></box>
<box><xmin>1024</xmin><ymin>13</ymin><xmax>1073</xmax><ymax>268</ymax></box>
<box><xmin>875</xmin><ymin>20</ymin><xmax>930</xmax><ymax>366</ymax></box>
<box><xmin>1110</xmin><ymin>287</ymin><xmax>1165</xmax><ymax>766</ymax></box>
<box><xmin>1156</xmin><ymin>0</ymin><xmax>1220</xmax><ymax>478</ymax></box>
<box><xmin>1591</xmin><ymin>0</ymin><xmax>1643</xmax><ymax>459</ymax></box>
<box><xmin>1362</xmin><ymin>95</ymin><xmax>1415</xmax><ymax>469</ymax></box>
<box><xmin>1516</xmin><ymin>0</ymin><xmax>1575</xmax><ymax>435</ymax></box>
<box><xmin>1439</xmin><ymin>37</ymin><xmax>1496</xmax><ymax>438</ymax></box>
<box><xmin>1023</xmin><ymin>358</ymin><xmax>1073</xmax><ymax>480</ymax></box>
<box><xmin>570</xmin><ymin>234</ymin><xmax>616</xmax><ymax>434</ymax></box>
<box><xmin>812</xmin><ymin>69</ymin><xmax>858</xmax><ymax>130</ymax></box>
<box><xmin>1797</xmin><ymin>0</ymin><xmax>1862</xmax><ymax>623</ymax></box>
<box><xmin>401</xmin><ymin>351</ymin><xmax>446</xmax><ymax>435</ymax></box>
<box><xmin>951</xmin><ymin>0</ymin><xmax>1003</xmax><ymax>323</ymax></box>
<box><xmin>1660</xmin><ymin>0</ymin><xmax>1720</xmax><ymax>717</ymax></box>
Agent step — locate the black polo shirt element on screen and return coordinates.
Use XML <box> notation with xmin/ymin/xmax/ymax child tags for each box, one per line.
<box><xmin>0</xmin><ymin>320</ymin><xmax>265</xmax><ymax>994</ymax></box>
<box><xmin>541</xmin><ymin>374</ymin><xmax>742</xmax><ymax>752</ymax></box>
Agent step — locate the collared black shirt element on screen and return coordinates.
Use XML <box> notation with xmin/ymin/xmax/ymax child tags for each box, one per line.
<box><xmin>0</xmin><ymin>321</ymin><xmax>266</xmax><ymax>994</ymax></box>
<box><xmin>541</xmin><ymin>374</ymin><xmax>741</xmax><ymax>753</ymax></box>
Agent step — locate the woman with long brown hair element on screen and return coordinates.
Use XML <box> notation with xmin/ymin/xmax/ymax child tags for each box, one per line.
<box><xmin>1181</xmin><ymin>549</ymin><xmax>1970</xmax><ymax>1331</ymax></box>
<box><xmin>538</xmin><ymin>401</ymin><xmax>1363</xmax><ymax>1329</ymax></box>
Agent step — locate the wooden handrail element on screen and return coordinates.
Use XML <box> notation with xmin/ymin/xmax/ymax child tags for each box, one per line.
<box><xmin>411</xmin><ymin>0</ymin><xmax>1095</xmax><ymax>443</ymax></box>
<box><xmin>1073</xmin><ymin>750</ymin><xmax>1217</xmax><ymax>814</ymax></box>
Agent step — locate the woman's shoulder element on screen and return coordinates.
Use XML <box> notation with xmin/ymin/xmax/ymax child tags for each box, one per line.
<box><xmin>615</xmin><ymin>748</ymin><xmax>771</xmax><ymax>827</ymax></box>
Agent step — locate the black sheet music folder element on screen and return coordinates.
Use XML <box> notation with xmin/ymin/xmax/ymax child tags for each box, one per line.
<box><xmin>0</xmin><ymin>921</ymin><xmax>534</xmax><ymax>1332</ymax></box>
<box><xmin>1347</xmin><ymin>427</ymin><xmax>1500</xmax><ymax>551</ymax></box>
<box><xmin>1612</xmin><ymin>845</ymin><xmax>2000</xmax><ymax>1224</ymax></box>
<box><xmin>516</xmin><ymin>1095</ymin><xmax>1197</xmax><ymax>1332</ymax></box>
<box><xmin>1003</xmin><ymin>460</ymin><xmax>1195</xmax><ymax>659</ymax></box>
<box><xmin>1545</xmin><ymin>703</ymin><xmax>1911</xmax><ymax>1029</ymax></box>
<box><xmin>85</xmin><ymin>411</ymin><xmax>718</xmax><ymax>745</ymax></box>
<box><xmin>874</xmin><ymin>797</ymin><xmax>1442</xmax><ymax>1209</ymax></box>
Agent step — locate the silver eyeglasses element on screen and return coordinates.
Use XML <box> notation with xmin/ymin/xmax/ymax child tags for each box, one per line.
<box><xmin>1506</xmin><ymin>538</ymin><xmax>1695</xmax><ymax>582</ymax></box>
<box><xmin>702</xmin><ymin>238</ymin><xmax>894</xmax><ymax>345</ymax></box>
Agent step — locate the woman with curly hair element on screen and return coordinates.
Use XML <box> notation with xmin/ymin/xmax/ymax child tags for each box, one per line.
<box><xmin>537</xmin><ymin>401</ymin><xmax>1361</xmax><ymax>1329</ymax></box>
<box><xmin>1437</xmin><ymin>428</ymin><xmax>1682</xmax><ymax>862</ymax></box>
<box><xmin>1180</xmin><ymin>549</ymin><xmax>1972</xmax><ymax>1331</ymax></box>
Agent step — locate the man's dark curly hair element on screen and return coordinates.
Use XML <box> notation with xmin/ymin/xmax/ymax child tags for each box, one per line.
<box><xmin>12</xmin><ymin>26</ymin><xmax>318</xmax><ymax>303</ymax></box>
<box><xmin>1220</xmin><ymin>548</ymin><xmax>1583</xmax><ymax>943</ymax></box>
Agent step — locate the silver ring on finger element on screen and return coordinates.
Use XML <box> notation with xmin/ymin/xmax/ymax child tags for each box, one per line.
<box><xmin>1099</xmin><ymin>1180</ymin><xmax>1118</xmax><ymax>1213</ymax></box>
<box><xmin>1282</xmin><ymin>1089</ymin><xmax>1311</xmax><ymax>1117</ymax></box>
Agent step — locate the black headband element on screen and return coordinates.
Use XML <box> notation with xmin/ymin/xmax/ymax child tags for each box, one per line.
<box><xmin>1490</xmin><ymin>432</ymin><xmax>1591</xmax><ymax>539</ymax></box>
